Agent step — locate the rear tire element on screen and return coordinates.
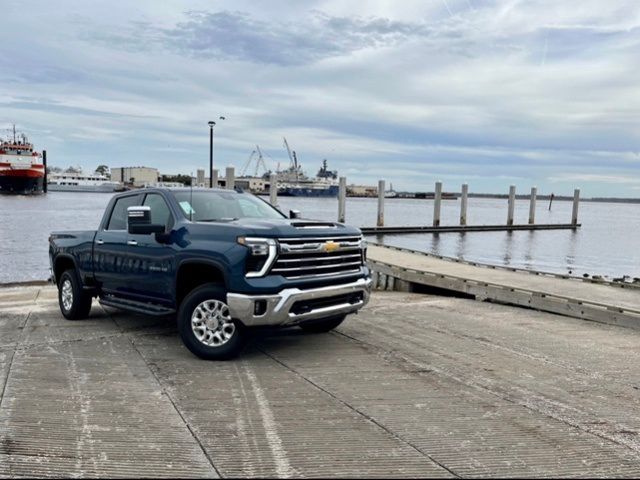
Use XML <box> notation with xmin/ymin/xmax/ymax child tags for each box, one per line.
<box><xmin>178</xmin><ymin>284</ymin><xmax>247</xmax><ymax>360</ymax></box>
<box><xmin>299</xmin><ymin>315</ymin><xmax>346</xmax><ymax>333</ymax></box>
<box><xmin>58</xmin><ymin>269</ymin><xmax>92</xmax><ymax>320</ymax></box>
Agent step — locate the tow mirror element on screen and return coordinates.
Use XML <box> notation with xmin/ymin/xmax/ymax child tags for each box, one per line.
<box><xmin>127</xmin><ymin>206</ymin><xmax>165</xmax><ymax>235</ymax></box>
<box><xmin>289</xmin><ymin>209</ymin><xmax>302</xmax><ymax>219</ymax></box>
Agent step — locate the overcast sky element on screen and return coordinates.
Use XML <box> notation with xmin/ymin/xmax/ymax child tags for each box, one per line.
<box><xmin>2</xmin><ymin>0</ymin><xmax>639</xmax><ymax>196</ymax></box>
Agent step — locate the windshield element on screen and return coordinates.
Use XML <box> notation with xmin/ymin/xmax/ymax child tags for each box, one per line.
<box><xmin>173</xmin><ymin>191</ymin><xmax>286</xmax><ymax>222</ymax></box>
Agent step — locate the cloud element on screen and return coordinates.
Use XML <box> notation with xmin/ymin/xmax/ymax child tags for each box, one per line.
<box><xmin>93</xmin><ymin>10</ymin><xmax>445</xmax><ymax>66</ymax></box>
<box><xmin>1</xmin><ymin>0</ymin><xmax>640</xmax><ymax>197</ymax></box>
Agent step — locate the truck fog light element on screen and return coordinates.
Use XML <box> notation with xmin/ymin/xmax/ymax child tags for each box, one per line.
<box><xmin>254</xmin><ymin>300</ymin><xmax>267</xmax><ymax>316</ymax></box>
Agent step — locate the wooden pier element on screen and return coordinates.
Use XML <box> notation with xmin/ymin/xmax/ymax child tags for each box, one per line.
<box><xmin>362</xmin><ymin>222</ymin><xmax>580</xmax><ymax>234</ymax></box>
<box><xmin>367</xmin><ymin>244</ymin><xmax>640</xmax><ymax>329</ymax></box>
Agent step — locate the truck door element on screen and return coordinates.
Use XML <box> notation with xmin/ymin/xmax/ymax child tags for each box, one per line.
<box><xmin>93</xmin><ymin>193</ymin><xmax>141</xmax><ymax>297</ymax></box>
<box><xmin>126</xmin><ymin>192</ymin><xmax>176</xmax><ymax>306</ymax></box>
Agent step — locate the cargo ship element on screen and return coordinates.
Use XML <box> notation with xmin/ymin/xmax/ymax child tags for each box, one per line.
<box><xmin>0</xmin><ymin>125</ymin><xmax>44</xmax><ymax>194</ymax></box>
<box><xmin>276</xmin><ymin>138</ymin><xmax>339</xmax><ymax>197</ymax></box>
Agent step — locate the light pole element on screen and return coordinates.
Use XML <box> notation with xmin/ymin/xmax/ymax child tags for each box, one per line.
<box><xmin>208</xmin><ymin>116</ymin><xmax>225</xmax><ymax>188</ymax></box>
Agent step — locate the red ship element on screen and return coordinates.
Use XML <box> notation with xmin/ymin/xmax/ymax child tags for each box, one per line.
<box><xmin>0</xmin><ymin>125</ymin><xmax>44</xmax><ymax>194</ymax></box>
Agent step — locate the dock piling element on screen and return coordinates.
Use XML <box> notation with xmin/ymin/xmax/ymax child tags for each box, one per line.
<box><xmin>529</xmin><ymin>187</ymin><xmax>537</xmax><ymax>225</ymax></box>
<box><xmin>338</xmin><ymin>176</ymin><xmax>346</xmax><ymax>223</ymax></box>
<box><xmin>507</xmin><ymin>185</ymin><xmax>516</xmax><ymax>226</ymax></box>
<box><xmin>42</xmin><ymin>150</ymin><xmax>47</xmax><ymax>193</ymax></box>
<box><xmin>269</xmin><ymin>173</ymin><xmax>278</xmax><ymax>207</ymax></box>
<box><xmin>225</xmin><ymin>167</ymin><xmax>235</xmax><ymax>190</ymax></box>
<box><xmin>377</xmin><ymin>180</ymin><xmax>385</xmax><ymax>227</ymax></box>
<box><xmin>572</xmin><ymin>188</ymin><xmax>580</xmax><ymax>226</ymax></box>
<box><xmin>433</xmin><ymin>181</ymin><xmax>442</xmax><ymax>227</ymax></box>
<box><xmin>460</xmin><ymin>183</ymin><xmax>468</xmax><ymax>225</ymax></box>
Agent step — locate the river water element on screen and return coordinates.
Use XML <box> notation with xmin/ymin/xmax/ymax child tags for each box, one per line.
<box><xmin>1</xmin><ymin>191</ymin><xmax>638</xmax><ymax>283</ymax></box>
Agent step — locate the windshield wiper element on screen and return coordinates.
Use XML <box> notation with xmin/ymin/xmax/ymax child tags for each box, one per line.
<box><xmin>198</xmin><ymin>217</ymin><xmax>239</xmax><ymax>222</ymax></box>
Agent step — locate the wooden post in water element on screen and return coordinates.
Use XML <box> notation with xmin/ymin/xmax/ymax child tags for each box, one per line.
<box><xmin>42</xmin><ymin>150</ymin><xmax>48</xmax><ymax>193</ymax></box>
<box><xmin>572</xmin><ymin>188</ymin><xmax>580</xmax><ymax>226</ymax></box>
<box><xmin>377</xmin><ymin>180</ymin><xmax>385</xmax><ymax>227</ymax></box>
<box><xmin>528</xmin><ymin>187</ymin><xmax>537</xmax><ymax>224</ymax></box>
<box><xmin>212</xmin><ymin>169</ymin><xmax>219</xmax><ymax>188</ymax></box>
<box><xmin>548</xmin><ymin>193</ymin><xmax>554</xmax><ymax>210</ymax></box>
<box><xmin>433</xmin><ymin>181</ymin><xmax>442</xmax><ymax>227</ymax></box>
<box><xmin>269</xmin><ymin>173</ymin><xmax>278</xmax><ymax>206</ymax></box>
<box><xmin>225</xmin><ymin>166</ymin><xmax>235</xmax><ymax>190</ymax></box>
<box><xmin>460</xmin><ymin>183</ymin><xmax>468</xmax><ymax>225</ymax></box>
<box><xmin>338</xmin><ymin>176</ymin><xmax>346</xmax><ymax>223</ymax></box>
<box><xmin>507</xmin><ymin>185</ymin><xmax>516</xmax><ymax>226</ymax></box>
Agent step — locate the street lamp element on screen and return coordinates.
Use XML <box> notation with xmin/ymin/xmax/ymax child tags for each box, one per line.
<box><xmin>208</xmin><ymin>117</ymin><xmax>225</xmax><ymax>188</ymax></box>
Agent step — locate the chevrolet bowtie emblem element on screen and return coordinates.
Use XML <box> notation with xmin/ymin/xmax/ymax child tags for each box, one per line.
<box><xmin>323</xmin><ymin>241</ymin><xmax>340</xmax><ymax>253</ymax></box>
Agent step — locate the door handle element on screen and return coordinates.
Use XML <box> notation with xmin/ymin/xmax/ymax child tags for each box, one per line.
<box><xmin>127</xmin><ymin>240</ymin><xmax>138</xmax><ymax>246</ymax></box>
<box><xmin>96</xmin><ymin>239</ymin><xmax>104</xmax><ymax>245</ymax></box>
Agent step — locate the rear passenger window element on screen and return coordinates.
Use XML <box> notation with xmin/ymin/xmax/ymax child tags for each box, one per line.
<box><xmin>106</xmin><ymin>195</ymin><xmax>140</xmax><ymax>230</ymax></box>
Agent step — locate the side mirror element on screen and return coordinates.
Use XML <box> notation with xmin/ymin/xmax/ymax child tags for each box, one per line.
<box><xmin>289</xmin><ymin>209</ymin><xmax>302</xmax><ymax>219</ymax></box>
<box><xmin>127</xmin><ymin>206</ymin><xmax>165</xmax><ymax>235</ymax></box>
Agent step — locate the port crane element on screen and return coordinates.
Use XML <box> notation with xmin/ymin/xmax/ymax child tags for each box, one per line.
<box><xmin>240</xmin><ymin>145</ymin><xmax>269</xmax><ymax>177</ymax></box>
<box><xmin>282</xmin><ymin>137</ymin><xmax>301</xmax><ymax>181</ymax></box>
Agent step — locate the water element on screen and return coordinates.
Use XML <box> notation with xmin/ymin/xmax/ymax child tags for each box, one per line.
<box><xmin>1</xmin><ymin>192</ymin><xmax>639</xmax><ymax>283</ymax></box>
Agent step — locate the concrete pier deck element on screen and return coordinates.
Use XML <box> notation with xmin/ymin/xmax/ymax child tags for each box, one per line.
<box><xmin>368</xmin><ymin>244</ymin><xmax>640</xmax><ymax>329</ymax></box>
<box><xmin>2</xmin><ymin>285</ymin><xmax>640</xmax><ymax>477</ymax></box>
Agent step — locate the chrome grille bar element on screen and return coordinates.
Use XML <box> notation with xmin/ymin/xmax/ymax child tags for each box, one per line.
<box><xmin>273</xmin><ymin>235</ymin><xmax>365</xmax><ymax>279</ymax></box>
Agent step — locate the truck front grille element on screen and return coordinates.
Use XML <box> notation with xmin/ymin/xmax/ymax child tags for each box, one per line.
<box><xmin>272</xmin><ymin>236</ymin><xmax>364</xmax><ymax>279</ymax></box>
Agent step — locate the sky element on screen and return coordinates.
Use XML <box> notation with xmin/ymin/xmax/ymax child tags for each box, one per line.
<box><xmin>1</xmin><ymin>0</ymin><xmax>639</xmax><ymax>197</ymax></box>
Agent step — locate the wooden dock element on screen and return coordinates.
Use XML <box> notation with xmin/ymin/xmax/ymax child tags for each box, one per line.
<box><xmin>367</xmin><ymin>244</ymin><xmax>640</xmax><ymax>329</ymax></box>
<box><xmin>362</xmin><ymin>223</ymin><xmax>580</xmax><ymax>234</ymax></box>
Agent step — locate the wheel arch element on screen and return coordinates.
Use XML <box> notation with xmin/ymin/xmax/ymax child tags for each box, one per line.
<box><xmin>53</xmin><ymin>254</ymin><xmax>78</xmax><ymax>285</ymax></box>
<box><xmin>175</xmin><ymin>259</ymin><xmax>228</xmax><ymax>307</ymax></box>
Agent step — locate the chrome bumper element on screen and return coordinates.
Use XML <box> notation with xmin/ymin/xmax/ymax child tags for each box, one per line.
<box><xmin>227</xmin><ymin>277</ymin><xmax>372</xmax><ymax>327</ymax></box>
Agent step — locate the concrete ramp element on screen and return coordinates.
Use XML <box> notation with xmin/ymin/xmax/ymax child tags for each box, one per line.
<box><xmin>367</xmin><ymin>244</ymin><xmax>640</xmax><ymax>329</ymax></box>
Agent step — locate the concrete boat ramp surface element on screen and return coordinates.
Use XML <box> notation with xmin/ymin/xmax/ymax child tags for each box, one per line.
<box><xmin>2</xmin><ymin>281</ymin><xmax>640</xmax><ymax>478</ymax></box>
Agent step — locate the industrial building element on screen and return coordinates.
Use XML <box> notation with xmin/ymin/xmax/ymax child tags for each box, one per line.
<box><xmin>111</xmin><ymin>167</ymin><xmax>159</xmax><ymax>187</ymax></box>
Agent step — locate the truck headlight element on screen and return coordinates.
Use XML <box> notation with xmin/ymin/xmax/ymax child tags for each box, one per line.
<box><xmin>237</xmin><ymin>237</ymin><xmax>277</xmax><ymax>278</ymax></box>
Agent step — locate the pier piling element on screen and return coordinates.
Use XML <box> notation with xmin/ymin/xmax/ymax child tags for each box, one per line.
<box><xmin>269</xmin><ymin>173</ymin><xmax>278</xmax><ymax>207</ymax></box>
<box><xmin>460</xmin><ymin>183</ymin><xmax>468</xmax><ymax>225</ymax></box>
<box><xmin>42</xmin><ymin>150</ymin><xmax>47</xmax><ymax>193</ymax></box>
<box><xmin>377</xmin><ymin>180</ymin><xmax>385</xmax><ymax>227</ymax></box>
<box><xmin>529</xmin><ymin>187</ymin><xmax>537</xmax><ymax>225</ymax></box>
<box><xmin>225</xmin><ymin>167</ymin><xmax>235</xmax><ymax>190</ymax></box>
<box><xmin>433</xmin><ymin>181</ymin><xmax>442</xmax><ymax>227</ymax></box>
<box><xmin>572</xmin><ymin>188</ymin><xmax>580</xmax><ymax>226</ymax></box>
<box><xmin>507</xmin><ymin>185</ymin><xmax>516</xmax><ymax>226</ymax></box>
<box><xmin>338</xmin><ymin>176</ymin><xmax>346</xmax><ymax>223</ymax></box>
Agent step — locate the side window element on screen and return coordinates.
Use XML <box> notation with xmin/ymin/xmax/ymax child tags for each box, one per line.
<box><xmin>143</xmin><ymin>194</ymin><xmax>172</xmax><ymax>229</ymax></box>
<box><xmin>106</xmin><ymin>195</ymin><xmax>140</xmax><ymax>230</ymax></box>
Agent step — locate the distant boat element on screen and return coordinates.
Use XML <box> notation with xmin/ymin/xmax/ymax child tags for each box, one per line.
<box><xmin>384</xmin><ymin>183</ymin><xmax>398</xmax><ymax>198</ymax></box>
<box><xmin>0</xmin><ymin>125</ymin><xmax>44</xmax><ymax>195</ymax></box>
<box><xmin>275</xmin><ymin>145</ymin><xmax>340</xmax><ymax>197</ymax></box>
<box><xmin>48</xmin><ymin>169</ymin><xmax>123</xmax><ymax>192</ymax></box>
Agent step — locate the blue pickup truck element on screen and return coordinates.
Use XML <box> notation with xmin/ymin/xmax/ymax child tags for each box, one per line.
<box><xmin>49</xmin><ymin>188</ymin><xmax>371</xmax><ymax>359</ymax></box>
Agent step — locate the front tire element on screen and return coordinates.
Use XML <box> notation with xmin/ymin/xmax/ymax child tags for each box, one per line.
<box><xmin>58</xmin><ymin>269</ymin><xmax>92</xmax><ymax>320</ymax></box>
<box><xmin>299</xmin><ymin>315</ymin><xmax>346</xmax><ymax>333</ymax></box>
<box><xmin>178</xmin><ymin>284</ymin><xmax>246</xmax><ymax>360</ymax></box>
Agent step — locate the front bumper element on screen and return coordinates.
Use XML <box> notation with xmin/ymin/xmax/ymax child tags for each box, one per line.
<box><xmin>227</xmin><ymin>276</ymin><xmax>372</xmax><ymax>327</ymax></box>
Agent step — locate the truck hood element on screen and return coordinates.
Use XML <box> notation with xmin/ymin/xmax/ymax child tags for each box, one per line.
<box><xmin>201</xmin><ymin>217</ymin><xmax>362</xmax><ymax>238</ymax></box>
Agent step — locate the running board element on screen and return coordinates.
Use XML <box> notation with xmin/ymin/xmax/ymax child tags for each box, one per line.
<box><xmin>99</xmin><ymin>295</ymin><xmax>175</xmax><ymax>316</ymax></box>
